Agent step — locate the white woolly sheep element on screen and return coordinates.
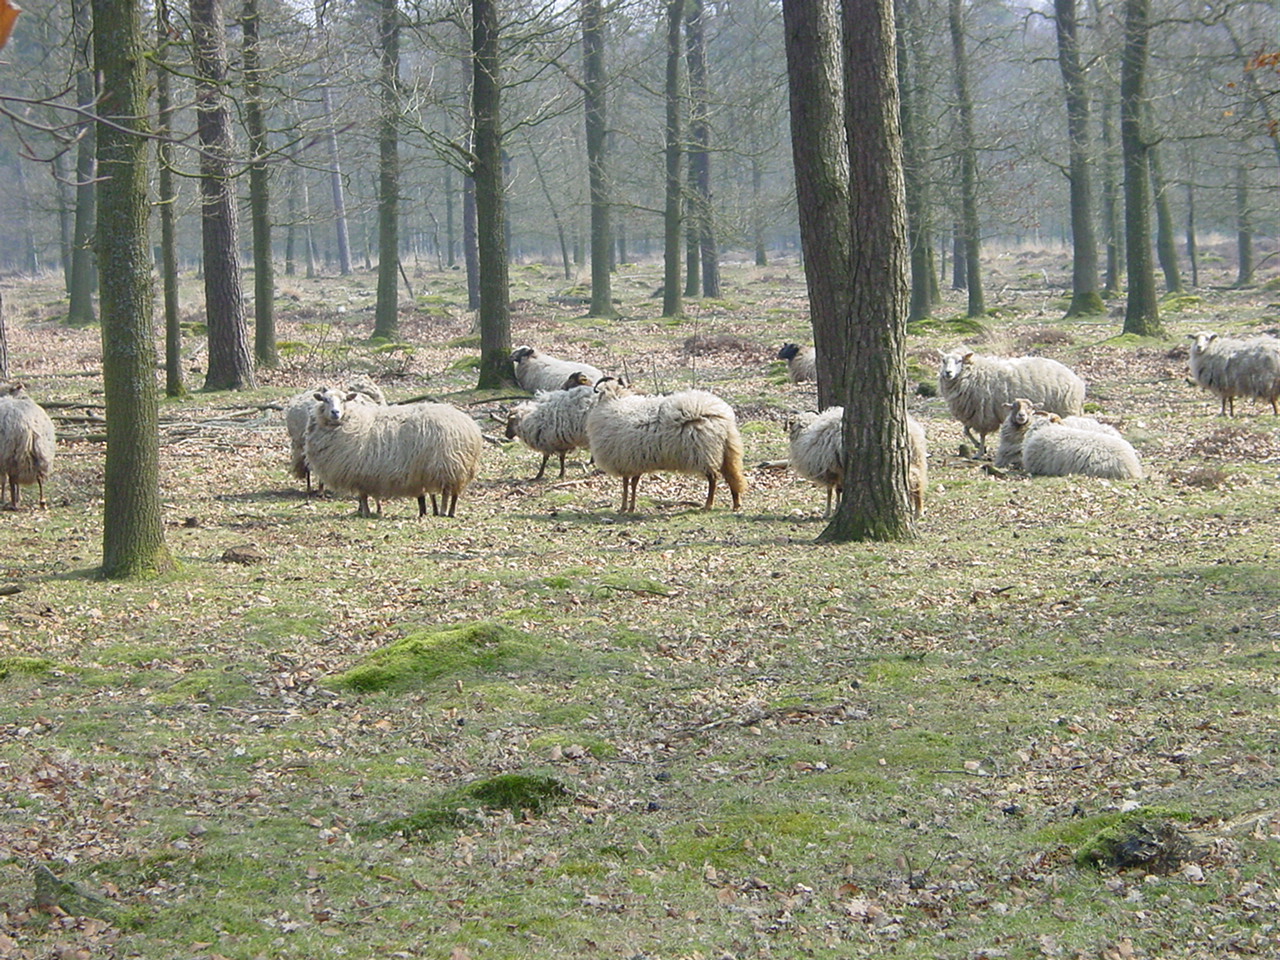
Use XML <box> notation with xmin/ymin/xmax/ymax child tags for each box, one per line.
<box><xmin>1187</xmin><ymin>330</ymin><xmax>1280</xmax><ymax>416</ymax></box>
<box><xmin>306</xmin><ymin>388</ymin><xmax>483</xmax><ymax>518</ymax></box>
<box><xmin>777</xmin><ymin>343</ymin><xmax>817</xmax><ymax>383</ymax></box>
<box><xmin>511</xmin><ymin>346</ymin><xmax>605</xmax><ymax>394</ymax></box>
<box><xmin>1020</xmin><ymin>416</ymin><xmax>1142</xmax><ymax>480</ymax></box>
<box><xmin>284</xmin><ymin>378</ymin><xmax>386</xmax><ymax>492</ymax></box>
<box><xmin>786</xmin><ymin>407</ymin><xmax>927</xmax><ymax>517</ymax></box>
<box><xmin>994</xmin><ymin>398</ymin><xmax>1120</xmax><ymax>471</ymax></box>
<box><xmin>938</xmin><ymin>349</ymin><xmax>1085</xmax><ymax>455</ymax></box>
<box><xmin>505</xmin><ymin>382</ymin><xmax>598</xmax><ymax>479</ymax></box>
<box><xmin>0</xmin><ymin>384</ymin><xmax>56</xmax><ymax>509</ymax></box>
<box><xmin>585</xmin><ymin>378</ymin><xmax>745</xmax><ymax>513</ymax></box>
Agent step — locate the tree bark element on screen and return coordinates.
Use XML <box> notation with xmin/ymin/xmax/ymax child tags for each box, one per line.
<box><xmin>193</xmin><ymin>0</ymin><xmax>256</xmax><ymax>390</ymax></box>
<box><xmin>821</xmin><ymin>0</ymin><xmax>914</xmax><ymax>543</ymax></box>
<box><xmin>686</xmin><ymin>0</ymin><xmax>719</xmax><ymax>298</ymax></box>
<box><xmin>472</xmin><ymin>0</ymin><xmax>514</xmax><ymax>388</ymax></box>
<box><xmin>948</xmin><ymin>0</ymin><xmax>984</xmax><ymax>317</ymax></box>
<box><xmin>1235</xmin><ymin>164</ymin><xmax>1252</xmax><ymax>286</ymax></box>
<box><xmin>244</xmin><ymin>0</ymin><xmax>277</xmax><ymax>366</ymax></box>
<box><xmin>1147</xmin><ymin>135</ymin><xmax>1183</xmax><ymax>294</ymax></box>
<box><xmin>662</xmin><ymin>0</ymin><xmax>685</xmax><ymax>318</ymax></box>
<box><xmin>897</xmin><ymin>0</ymin><xmax>937</xmax><ymax>323</ymax></box>
<box><xmin>92</xmin><ymin>0</ymin><xmax>175</xmax><ymax>579</ymax></box>
<box><xmin>1100</xmin><ymin>89</ymin><xmax>1122</xmax><ymax>296</ymax></box>
<box><xmin>68</xmin><ymin>0</ymin><xmax>97</xmax><ymax>326</ymax></box>
<box><xmin>583</xmin><ymin>0</ymin><xmax>618</xmax><ymax>317</ymax></box>
<box><xmin>1054</xmin><ymin>0</ymin><xmax>1103</xmax><ymax>317</ymax></box>
<box><xmin>1120</xmin><ymin>0</ymin><xmax>1161</xmax><ymax>335</ymax></box>
<box><xmin>374</xmin><ymin>0</ymin><xmax>401</xmax><ymax>341</ymax></box>
<box><xmin>782</xmin><ymin>0</ymin><xmax>851</xmax><ymax>410</ymax></box>
<box><xmin>1185</xmin><ymin>178</ymin><xmax>1198</xmax><ymax>288</ymax></box>
<box><xmin>156</xmin><ymin>0</ymin><xmax>183</xmax><ymax>397</ymax></box>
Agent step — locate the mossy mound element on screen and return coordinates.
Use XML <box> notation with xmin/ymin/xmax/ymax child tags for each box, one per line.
<box><xmin>327</xmin><ymin>622</ymin><xmax>545</xmax><ymax>693</ymax></box>
<box><xmin>0</xmin><ymin>656</ymin><xmax>54</xmax><ymax>680</ymax></box>
<box><xmin>1041</xmin><ymin>807</ymin><xmax>1195</xmax><ymax>872</ymax></box>
<box><xmin>369</xmin><ymin>773</ymin><xmax>572</xmax><ymax>840</ymax></box>
<box><xmin>906</xmin><ymin>315</ymin><xmax>987</xmax><ymax>338</ymax></box>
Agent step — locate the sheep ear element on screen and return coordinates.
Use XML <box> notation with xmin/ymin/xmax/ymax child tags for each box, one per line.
<box><xmin>1001</xmin><ymin>402</ymin><xmax>1012</xmax><ymax>413</ymax></box>
<box><xmin>313</xmin><ymin>391</ymin><xmax>325</xmax><ymax>402</ymax></box>
<box><xmin>345</xmin><ymin>392</ymin><xmax>359</xmax><ymax>402</ymax></box>
<box><xmin>961</xmin><ymin>352</ymin><xmax>974</xmax><ymax>363</ymax></box>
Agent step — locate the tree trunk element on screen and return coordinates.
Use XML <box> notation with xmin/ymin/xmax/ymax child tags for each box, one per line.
<box><xmin>54</xmin><ymin>150</ymin><xmax>73</xmax><ymax>293</ymax></box>
<box><xmin>897</xmin><ymin>0</ymin><xmax>937</xmax><ymax>323</ymax></box>
<box><xmin>948</xmin><ymin>0</ymin><xmax>984</xmax><ymax>317</ymax></box>
<box><xmin>822</xmin><ymin>0</ymin><xmax>914</xmax><ymax>543</ymax></box>
<box><xmin>446</xmin><ymin>166</ymin><xmax>456</xmax><ymax>268</ymax></box>
<box><xmin>92</xmin><ymin>0</ymin><xmax>175</xmax><ymax>579</ymax></box>
<box><xmin>0</xmin><ymin>291</ymin><xmax>8</xmax><ymax>381</ymax></box>
<box><xmin>583</xmin><ymin>0</ymin><xmax>618</xmax><ymax>317</ymax></box>
<box><xmin>461</xmin><ymin>54</ymin><xmax>481</xmax><ymax>312</ymax></box>
<box><xmin>528</xmin><ymin>143</ymin><xmax>572</xmax><ymax>280</ymax></box>
<box><xmin>1120</xmin><ymin>0</ymin><xmax>1161</xmax><ymax>335</ymax></box>
<box><xmin>1100</xmin><ymin>89</ymin><xmax>1122</xmax><ymax>296</ymax></box>
<box><xmin>472</xmin><ymin>0</ymin><xmax>514</xmax><ymax>388</ymax></box>
<box><xmin>193</xmin><ymin>0</ymin><xmax>256</xmax><ymax>390</ymax></box>
<box><xmin>1054</xmin><ymin>0</ymin><xmax>1103</xmax><ymax>317</ymax></box>
<box><xmin>1235</xmin><ymin>164</ymin><xmax>1252</xmax><ymax>286</ymax></box>
<box><xmin>315</xmin><ymin>1</ymin><xmax>352</xmax><ymax>276</ymax></box>
<box><xmin>662</xmin><ymin>0</ymin><xmax>685</xmax><ymax>318</ymax></box>
<box><xmin>244</xmin><ymin>0</ymin><xmax>277</xmax><ymax>366</ymax></box>
<box><xmin>782</xmin><ymin>0</ymin><xmax>851</xmax><ymax>411</ymax></box>
<box><xmin>686</xmin><ymin>0</ymin><xmax>719</xmax><ymax>298</ymax></box>
<box><xmin>156</xmin><ymin>0</ymin><xmax>183</xmax><ymax>397</ymax></box>
<box><xmin>1147</xmin><ymin>136</ymin><xmax>1182</xmax><ymax>294</ymax></box>
<box><xmin>751</xmin><ymin>154</ymin><xmax>767</xmax><ymax>266</ymax></box>
<box><xmin>1185</xmin><ymin>179</ymin><xmax>1198</xmax><ymax>288</ymax></box>
<box><xmin>68</xmin><ymin>0</ymin><xmax>97</xmax><ymax>326</ymax></box>
<box><xmin>374</xmin><ymin>0</ymin><xmax>401</xmax><ymax>341</ymax></box>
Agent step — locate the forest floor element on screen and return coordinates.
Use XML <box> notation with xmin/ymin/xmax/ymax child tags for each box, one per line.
<box><xmin>1</xmin><ymin>248</ymin><xmax>1279</xmax><ymax>960</ymax></box>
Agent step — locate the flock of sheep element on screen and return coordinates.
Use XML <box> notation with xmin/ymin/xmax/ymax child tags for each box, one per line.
<box><xmin>2</xmin><ymin>327</ymin><xmax>1279</xmax><ymax>517</ymax></box>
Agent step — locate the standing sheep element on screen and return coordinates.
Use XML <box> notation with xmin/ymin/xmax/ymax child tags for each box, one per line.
<box><xmin>505</xmin><ymin>380</ymin><xmax>598</xmax><ymax>479</ymax></box>
<box><xmin>512</xmin><ymin>346</ymin><xmax>604</xmax><ymax>394</ymax></box>
<box><xmin>0</xmin><ymin>384</ymin><xmax>56</xmax><ymax>509</ymax></box>
<box><xmin>284</xmin><ymin>378</ymin><xmax>386</xmax><ymax>492</ymax></box>
<box><xmin>585</xmin><ymin>378</ymin><xmax>745</xmax><ymax>513</ymax></box>
<box><xmin>786</xmin><ymin>407</ymin><xmax>927</xmax><ymax>517</ymax></box>
<box><xmin>306</xmin><ymin>388</ymin><xmax>483</xmax><ymax>518</ymax></box>
<box><xmin>938</xmin><ymin>349</ymin><xmax>1085</xmax><ymax>455</ymax></box>
<box><xmin>777</xmin><ymin>343</ymin><xmax>817</xmax><ymax>383</ymax></box>
<box><xmin>1187</xmin><ymin>331</ymin><xmax>1280</xmax><ymax>416</ymax></box>
<box><xmin>994</xmin><ymin>398</ymin><xmax>1120</xmax><ymax>471</ymax></box>
<box><xmin>1020</xmin><ymin>416</ymin><xmax>1142</xmax><ymax>480</ymax></box>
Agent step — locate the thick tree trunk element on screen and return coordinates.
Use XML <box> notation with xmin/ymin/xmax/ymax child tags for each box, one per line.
<box><xmin>662</xmin><ymin>0</ymin><xmax>685</xmax><ymax>318</ymax></box>
<box><xmin>686</xmin><ymin>0</ymin><xmax>719</xmax><ymax>298</ymax></box>
<box><xmin>822</xmin><ymin>0</ymin><xmax>914</xmax><ymax>543</ymax></box>
<box><xmin>68</xmin><ymin>0</ymin><xmax>97</xmax><ymax>326</ymax></box>
<box><xmin>156</xmin><ymin>0</ymin><xmax>183</xmax><ymax>397</ymax></box>
<box><xmin>897</xmin><ymin>0</ymin><xmax>937</xmax><ymax>323</ymax></box>
<box><xmin>193</xmin><ymin>0</ymin><xmax>256</xmax><ymax>390</ymax></box>
<box><xmin>782</xmin><ymin>0</ymin><xmax>851</xmax><ymax>411</ymax></box>
<box><xmin>92</xmin><ymin>0</ymin><xmax>175</xmax><ymax>579</ymax></box>
<box><xmin>1054</xmin><ymin>0</ymin><xmax>1103</xmax><ymax>317</ymax></box>
<box><xmin>948</xmin><ymin>0</ymin><xmax>984</xmax><ymax>317</ymax></box>
<box><xmin>1147</xmin><ymin>138</ymin><xmax>1182</xmax><ymax>294</ymax></box>
<box><xmin>472</xmin><ymin>0</ymin><xmax>515</xmax><ymax>388</ymax></box>
<box><xmin>373</xmin><ymin>0</ymin><xmax>401</xmax><ymax>341</ymax></box>
<box><xmin>583</xmin><ymin>0</ymin><xmax>618</xmax><ymax>317</ymax></box>
<box><xmin>244</xmin><ymin>0</ymin><xmax>277</xmax><ymax>366</ymax></box>
<box><xmin>1120</xmin><ymin>0</ymin><xmax>1161</xmax><ymax>335</ymax></box>
<box><xmin>1234</xmin><ymin>164</ymin><xmax>1252</xmax><ymax>286</ymax></box>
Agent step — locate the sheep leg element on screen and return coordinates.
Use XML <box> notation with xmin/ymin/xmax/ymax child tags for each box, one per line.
<box><xmin>430</xmin><ymin>493</ymin><xmax>440</xmax><ymax>516</ymax></box>
<box><xmin>557</xmin><ymin>452</ymin><xmax>567</xmax><ymax>479</ymax></box>
<box><xmin>417</xmin><ymin>495</ymin><xmax>428</xmax><ymax>518</ymax></box>
<box><xmin>533</xmin><ymin>453</ymin><xmax>550</xmax><ymax>481</ymax></box>
<box><xmin>37</xmin><ymin>479</ymin><xmax>46</xmax><ymax>509</ymax></box>
<box><xmin>357</xmin><ymin>494</ymin><xmax>373</xmax><ymax>518</ymax></box>
<box><xmin>445</xmin><ymin>490</ymin><xmax>458</xmax><ymax>517</ymax></box>
<box><xmin>620</xmin><ymin>475</ymin><xmax>638</xmax><ymax>513</ymax></box>
<box><xmin>824</xmin><ymin>486</ymin><xmax>834</xmax><ymax>518</ymax></box>
<box><xmin>703</xmin><ymin>474</ymin><xmax>716</xmax><ymax>510</ymax></box>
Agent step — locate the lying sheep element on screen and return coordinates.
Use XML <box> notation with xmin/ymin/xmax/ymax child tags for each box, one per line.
<box><xmin>994</xmin><ymin>398</ymin><xmax>1120</xmax><ymax>471</ymax></box>
<box><xmin>0</xmin><ymin>383</ymin><xmax>56</xmax><ymax>509</ymax></box>
<box><xmin>1188</xmin><ymin>331</ymin><xmax>1280</xmax><ymax>416</ymax></box>
<box><xmin>938</xmin><ymin>349</ymin><xmax>1086</xmax><ymax>455</ymax></box>
<box><xmin>505</xmin><ymin>378</ymin><xmax>598</xmax><ymax>479</ymax></box>
<box><xmin>306</xmin><ymin>388</ymin><xmax>482</xmax><ymax>518</ymax></box>
<box><xmin>284</xmin><ymin>378</ymin><xmax>386</xmax><ymax>492</ymax></box>
<box><xmin>512</xmin><ymin>346</ymin><xmax>604</xmax><ymax>394</ymax></box>
<box><xmin>786</xmin><ymin>407</ymin><xmax>927</xmax><ymax>517</ymax></box>
<box><xmin>777</xmin><ymin>343</ymin><xmax>817</xmax><ymax>383</ymax></box>
<box><xmin>586</xmin><ymin>378</ymin><xmax>745</xmax><ymax>513</ymax></box>
<box><xmin>1020</xmin><ymin>416</ymin><xmax>1142</xmax><ymax>480</ymax></box>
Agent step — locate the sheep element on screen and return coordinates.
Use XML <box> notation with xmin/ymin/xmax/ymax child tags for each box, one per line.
<box><xmin>585</xmin><ymin>378</ymin><xmax>745</xmax><ymax>513</ymax></box>
<box><xmin>1020</xmin><ymin>416</ymin><xmax>1142</xmax><ymax>480</ymax></box>
<box><xmin>505</xmin><ymin>380</ymin><xmax>598</xmax><ymax>479</ymax></box>
<box><xmin>994</xmin><ymin>398</ymin><xmax>1120</xmax><ymax>471</ymax></box>
<box><xmin>1187</xmin><ymin>330</ymin><xmax>1280</xmax><ymax>416</ymax></box>
<box><xmin>284</xmin><ymin>378</ymin><xmax>386</xmax><ymax>492</ymax></box>
<box><xmin>305</xmin><ymin>388</ymin><xmax>483</xmax><ymax>518</ymax></box>
<box><xmin>786</xmin><ymin>407</ymin><xmax>927</xmax><ymax>517</ymax></box>
<box><xmin>777</xmin><ymin>343</ymin><xmax>817</xmax><ymax>383</ymax></box>
<box><xmin>511</xmin><ymin>346</ymin><xmax>604</xmax><ymax>395</ymax></box>
<box><xmin>937</xmin><ymin>349</ymin><xmax>1085</xmax><ymax>455</ymax></box>
<box><xmin>0</xmin><ymin>384</ymin><xmax>56</xmax><ymax>509</ymax></box>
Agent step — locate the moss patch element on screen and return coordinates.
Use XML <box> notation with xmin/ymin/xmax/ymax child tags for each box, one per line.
<box><xmin>368</xmin><ymin>773</ymin><xmax>571</xmax><ymax>840</ymax></box>
<box><xmin>0</xmin><ymin>655</ymin><xmax>54</xmax><ymax>680</ymax></box>
<box><xmin>327</xmin><ymin>621</ymin><xmax>547</xmax><ymax>693</ymax></box>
